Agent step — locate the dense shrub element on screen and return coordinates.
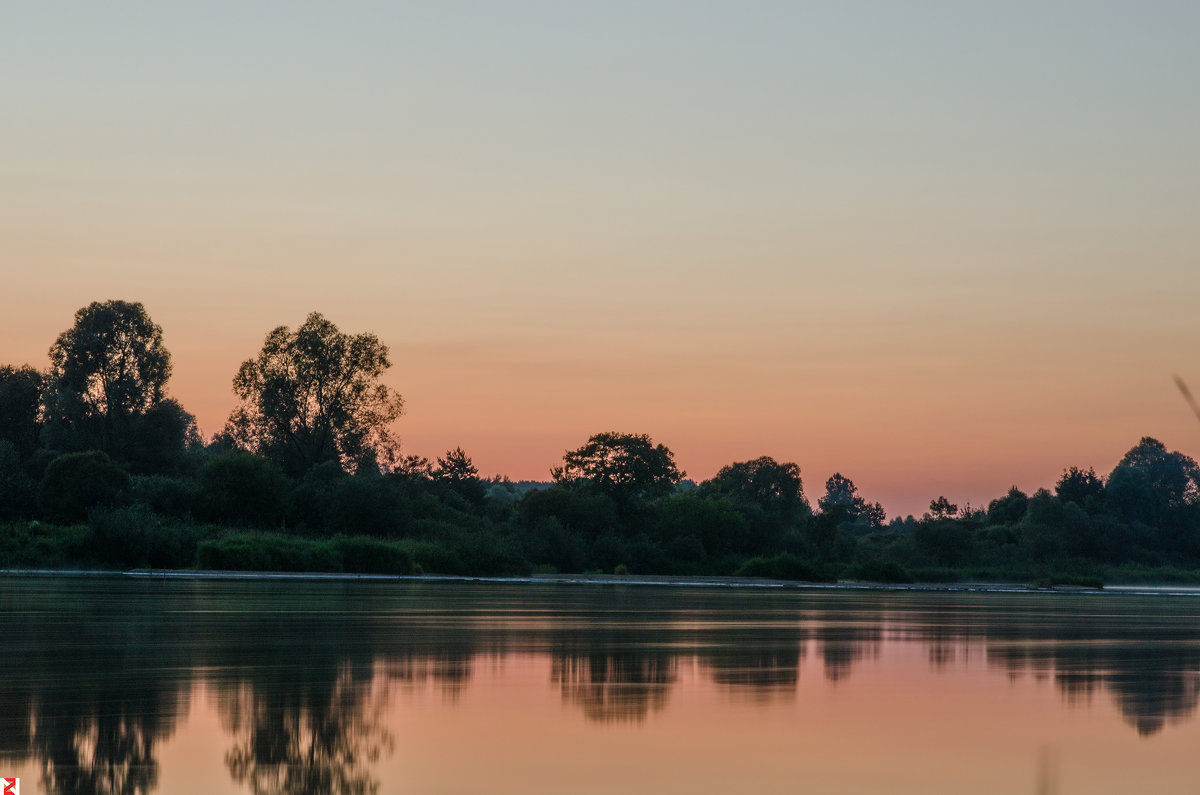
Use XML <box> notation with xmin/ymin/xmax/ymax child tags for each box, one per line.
<box><xmin>451</xmin><ymin>532</ymin><xmax>530</xmax><ymax>576</ymax></box>
<box><xmin>130</xmin><ymin>474</ymin><xmax>197</xmax><ymax>518</ymax></box>
<box><xmin>89</xmin><ymin>505</ymin><xmax>200</xmax><ymax>569</ymax></box>
<box><xmin>198</xmin><ymin>451</ymin><xmax>289</xmax><ymax>527</ymax></box>
<box><xmin>914</xmin><ymin>519</ymin><xmax>974</xmax><ymax>565</ymax></box>
<box><xmin>908</xmin><ymin>567</ymin><xmax>961</xmax><ymax>583</ymax></box>
<box><xmin>334</xmin><ymin>536</ymin><xmax>414</xmax><ymax>574</ymax></box>
<box><xmin>516</xmin><ymin>516</ymin><xmax>588</xmax><ymax>573</ymax></box>
<box><xmin>664</xmin><ymin>534</ymin><xmax>707</xmax><ymax>568</ymax></box>
<box><xmin>734</xmin><ymin>553</ymin><xmax>831</xmax><ymax>582</ymax></box>
<box><xmin>987</xmin><ymin>487</ymin><xmax>1029</xmax><ymax>525</ymax></box>
<box><xmin>1045</xmin><ymin>573</ymin><xmax>1104</xmax><ymax>589</ymax></box>
<box><xmin>196</xmin><ymin>533</ymin><xmax>340</xmax><ymax>572</ymax></box>
<box><xmin>313</xmin><ymin>475</ymin><xmax>404</xmax><ymax>536</ymax></box>
<box><xmin>39</xmin><ymin>451</ymin><xmax>129</xmax><ymax>523</ymax></box>
<box><xmin>0</xmin><ymin>522</ymin><xmax>92</xmax><ymax>567</ymax></box>
<box><xmin>394</xmin><ymin>540</ymin><xmax>465</xmax><ymax>575</ymax></box>
<box><xmin>196</xmin><ymin>533</ymin><xmax>431</xmax><ymax>574</ymax></box>
<box><xmin>655</xmin><ymin>492</ymin><xmax>752</xmax><ymax>557</ymax></box>
<box><xmin>0</xmin><ymin>441</ymin><xmax>36</xmax><ymax>520</ymax></box>
<box><xmin>848</xmin><ymin>558</ymin><xmax>914</xmax><ymax>584</ymax></box>
<box><xmin>518</xmin><ymin>487</ymin><xmax>619</xmax><ymax>539</ymax></box>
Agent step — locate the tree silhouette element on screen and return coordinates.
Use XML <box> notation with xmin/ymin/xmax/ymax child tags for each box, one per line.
<box><xmin>220</xmin><ymin>673</ymin><xmax>393</xmax><ymax>795</ymax></box>
<box><xmin>818</xmin><ymin>473</ymin><xmax>885</xmax><ymax>529</ymax></box>
<box><xmin>1055</xmin><ymin>467</ymin><xmax>1105</xmax><ymax>508</ymax></box>
<box><xmin>435</xmin><ymin>447</ymin><xmax>485</xmax><ymax>504</ymax></box>
<box><xmin>42</xmin><ymin>300</ymin><xmax>195</xmax><ymax>469</ymax></box>
<box><xmin>552</xmin><ymin>432</ymin><xmax>682</xmax><ymax>502</ymax></box>
<box><xmin>928</xmin><ymin>495</ymin><xmax>958</xmax><ymax>519</ymax></box>
<box><xmin>702</xmin><ymin>456</ymin><xmax>810</xmax><ymax>520</ymax></box>
<box><xmin>225</xmin><ymin>313</ymin><xmax>404</xmax><ymax>475</ymax></box>
<box><xmin>0</xmin><ymin>364</ymin><xmax>43</xmax><ymax>460</ymax></box>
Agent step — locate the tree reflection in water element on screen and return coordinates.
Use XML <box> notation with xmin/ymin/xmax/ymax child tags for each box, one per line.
<box><xmin>817</xmin><ymin>623</ymin><xmax>882</xmax><ymax>682</ymax></box>
<box><xmin>7</xmin><ymin>576</ymin><xmax>1200</xmax><ymax>795</ymax></box>
<box><xmin>699</xmin><ymin>626</ymin><xmax>806</xmax><ymax>702</ymax></box>
<box><xmin>968</xmin><ymin>595</ymin><xmax>1200</xmax><ymax>736</ymax></box>
<box><xmin>551</xmin><ymin>651</ymin><xmax>677</xmax><ymax>723</ymax></box>
<box><xmin>0</xmin><ymin>578</ymin><xmax>190</xmax><ymax>795</ymax></box>
<box><xmin>1110</xmin><ymin>666</ymin><xmax>1200</xmax><ymax>736</ymax></box>
<box><xmin>991</xmin><ymin>641</ymin><xmax>1200</xmax><ymax>736</ymax></box>
<box><xmin>380</xmin><ymin>654</ymin><xmax>473</xmax><ymax>701</ymax></box>
<box><xmin>33</xmin><ymin>684</ymin><xmax>184</xmax><ymax>795</ymax></box>
<box><xmin>217</xmin><ymin>666</ymin><xmax>393</xmax><ymax>795</ymax></box>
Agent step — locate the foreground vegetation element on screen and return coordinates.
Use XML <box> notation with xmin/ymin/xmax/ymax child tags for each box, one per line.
<box><xmin>4</xmin><ymin>299</ymin><xmax>1200</xmax><ymax>586</ymax></box>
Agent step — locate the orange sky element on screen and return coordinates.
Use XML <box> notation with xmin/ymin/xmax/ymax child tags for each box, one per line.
<box><xmin>2</xmin><ymin>4</ymin><xmax>1199</xmax><ymax>517</ymax></box>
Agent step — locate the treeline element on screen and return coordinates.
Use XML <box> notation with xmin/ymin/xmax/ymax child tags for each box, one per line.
<box><xmin>3</xmin><ymin>299</ymin><xmax>1200</xmax><ymax>584</ymax></box>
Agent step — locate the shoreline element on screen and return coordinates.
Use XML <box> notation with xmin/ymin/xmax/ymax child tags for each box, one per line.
<box><xmin>0</xmin><ymin>567</ymin><xmax>1196</xmax><ymax>596</ymax></box>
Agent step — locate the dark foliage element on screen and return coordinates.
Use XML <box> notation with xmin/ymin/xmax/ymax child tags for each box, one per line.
<box><xmin>734</xmin><ymin>553</ymin><xmax>833</xmax><ymax>582</ymax></box>
<box><xmin>849</xmin><ymin>558</ymin><xmax>914</xmax><ymax>584</ymax></box>
<box><xmin>0</xmin><ymin>365</ymin><xmax>43</xmax><ymax>460</ymax></box>
<box><xmin>9</xmin><ymin>300</ymin><xmax>1200</xmax><ymax>584</ymax></box>
<box><xmin>818</xmin><ymin>473</ymin><xmax>885</xmax><ymax>532</ymax></box>
<box><xmin>701</xmin><ymin>456</ymin><xmax>810</xmax><ymax>521</ymax></box>
<box><xmin>987</xmin><ymin>487</ymin><xmax>1029</xmax><ymax>525</ymax></box>
<box><xmin>39</xmin><ymin>451</ymin><xmax>129</xmax><ymax>523</ymax></box>
<box><xmin>89</xmin><ymin>505</ymin><xmax>200</xmax><ymax>569</ymax></box>
<box><xmin>41</xmin><ymin>300</ymin><xmax>196</xmax><ymax>471</ymax></box>
<box><xmin>197</xmin><ymin>451</ymin><xmax>288</xmax><ymax>528</ymax></box>
<box><xmin>0</xmin><ymin>441</ymin><xmax>37</xmax><ymax>520</ymax></box>
<box><xmin>1056</xmin><ymin>466</ymin><xmax>1105</xmax><ymax>508</ymax></box>
<box><xmin>197</xmin><ymin>534</ymin><xmax>342</xmax><ymax>572</ymax></box>
<box><xmin>225</xmin><ymin>312</ymin><xmax>404</xmax><ymax>475</ymax></box>
<box><xmin>552</xmin><ymin>432</ymin><xmax>683</xmax><ymax>503</ymax></box>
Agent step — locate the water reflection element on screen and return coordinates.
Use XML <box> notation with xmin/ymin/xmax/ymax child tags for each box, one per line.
<box><xmin>975</xmin><ymin>602</ymin><xmax>1200</xmax><ymax>736</ymax></box>
<box><xmin>996</xmin><ymin>643</ymin><xmax>1200</xmax><ymax>737</ymax></box>
<box><xmin>218</xmin><ymin>669</ymin><xmax>392</xmax><ymax>795</ymax></box>
<box><xmin>3</xmin><ymin>579</ymin><xmax>1200</xmax><ymax>793</ymax></box>
<box><xmin>817</xmin><ymin>622</ymin><xmax>882</xmax><ymax>682</ymax></box>
<box><xmin>551</xmin><ymin>651</ymin><xmax>677</xmax><ymax>723</ymax></box>
<box><xmin>380</xmin><ymin>656</ymin><xmax>472</xmax><ymax>700</ymax></box>
<box><xmin>701</xmin><ymin>627</ymin><xmax>805</xmax><ymax>700</ymax></box>
<box><xmin>0</xmin><ymin>579</ymin><xmax>189</xmax><ymax>794</ymax></box>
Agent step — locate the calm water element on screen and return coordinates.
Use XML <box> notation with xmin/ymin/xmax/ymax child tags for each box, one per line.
<box><xmin>2</xmin><ymin>577</ymin><xmax>1200</xmax><ymax>793</ymax></box>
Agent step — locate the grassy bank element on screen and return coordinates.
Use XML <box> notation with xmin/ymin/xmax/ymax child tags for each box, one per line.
<box><xmin>9</xmin><ymin>519</ymin><xmax>1198</xmax><ymax>588</ymax></box>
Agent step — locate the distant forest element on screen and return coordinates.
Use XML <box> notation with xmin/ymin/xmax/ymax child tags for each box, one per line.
<box><xmin>3</xmin><ymin>299</ymin><xmax>1200</xmax><ymax>585</ymax></box>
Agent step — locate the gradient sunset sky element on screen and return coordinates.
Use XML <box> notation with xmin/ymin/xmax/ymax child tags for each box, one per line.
<box><xmin>3</xmin><ymin>2</ymin><xmax>1198</xmax><ymax>516</ymax></box>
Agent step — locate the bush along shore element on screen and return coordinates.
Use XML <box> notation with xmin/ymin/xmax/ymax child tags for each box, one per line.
<box><xmin>6</xmin><ymin>431</ymin><xmax>1200</xmax><ymax>589</ymax></box>
<box><xmin>6</xmin><ymin>301</ymin><xmax>1200</xmax><ymax>587</ymax></box>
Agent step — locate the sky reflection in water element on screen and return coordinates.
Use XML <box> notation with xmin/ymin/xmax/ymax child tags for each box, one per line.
<box><xmin>1</xmin><ymin>578</ymin><xmax>1198</xmax><ymax>794</ymax></box>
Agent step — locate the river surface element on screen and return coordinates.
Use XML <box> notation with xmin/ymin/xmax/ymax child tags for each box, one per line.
<box><xmin>2</xmin><ymin>576</ymin><xmax>1200</xmax><ymax>793</ymax></box>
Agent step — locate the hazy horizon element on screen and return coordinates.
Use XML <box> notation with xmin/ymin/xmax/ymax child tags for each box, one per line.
<box><xmin>3</xmin><ymin>2</ymin><xmax>1198</xmax><ymax>517</ymax></box>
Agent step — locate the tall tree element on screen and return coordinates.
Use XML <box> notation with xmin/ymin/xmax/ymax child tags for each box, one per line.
<box><xmin>0</xmin><ymin>365</ymin><xmax>43</xmax><ymax>460</ymax></box>
<box><xmin>928</xmin><ymin>496</ymin><xmax>958</xmax><ymax>519</ymax></box>
<box><xmin>436</xmin><ymin>447</ymin><xmax>485</xmax><ymax>504</ymax></box>
<box><xmin>987</xmin><ymin>486</ymin><xmax>1029</xmax><ymax>524</ymax></box>
<box><xmin>1056</xmin><ymin>466</ymin><xmax>1105</xmax><ymax>508</ymax></box>
<box><xmin>42</xmin><ymin>300</ymin><xmax>192</xmax><ymax>469</ymax></box>
<box><xmin>1114</xmin><ymin>437</ymin><xmax>1200</xmax><ymax>509</ymax></box>
<box><xmin>226</xmin><ymin>312</ymin><xmax>404</xmax><ymax>474</ymax></box>
<box><xmin>701</xmin><ymin>456</ymin><xmax>810</xmax><ymax>520</ymax></box>
<box><xmin>818</xmin><ymin>473</ymin><xmax>885</xmax><ymax>529</ymax></box>
<box><xmin>1107</xmin><ymin>437</ymin><xmax>1200</xmax><ymax>540</ymax></box>
<box><xmin>552</xmin><ymin>432</ymin><xmax>683</xmax><ymax>502</ymax></box>
<box><xmin>435</xmin><ymin>447</ymin><xmax>479</xmax><ymax>483</ymax></box>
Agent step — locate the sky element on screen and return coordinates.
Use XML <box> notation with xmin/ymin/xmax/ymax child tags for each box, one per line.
<box><xmin>2</xmin><ymin>2</ymin><xmax>1198</xmax><ymax>517</ymax></box>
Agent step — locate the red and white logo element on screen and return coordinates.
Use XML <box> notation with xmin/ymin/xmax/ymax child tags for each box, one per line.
<box><xmin>0</xmin><ymin>778</ymin><xmax>17</xmax><ymax>795</ymax></box>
